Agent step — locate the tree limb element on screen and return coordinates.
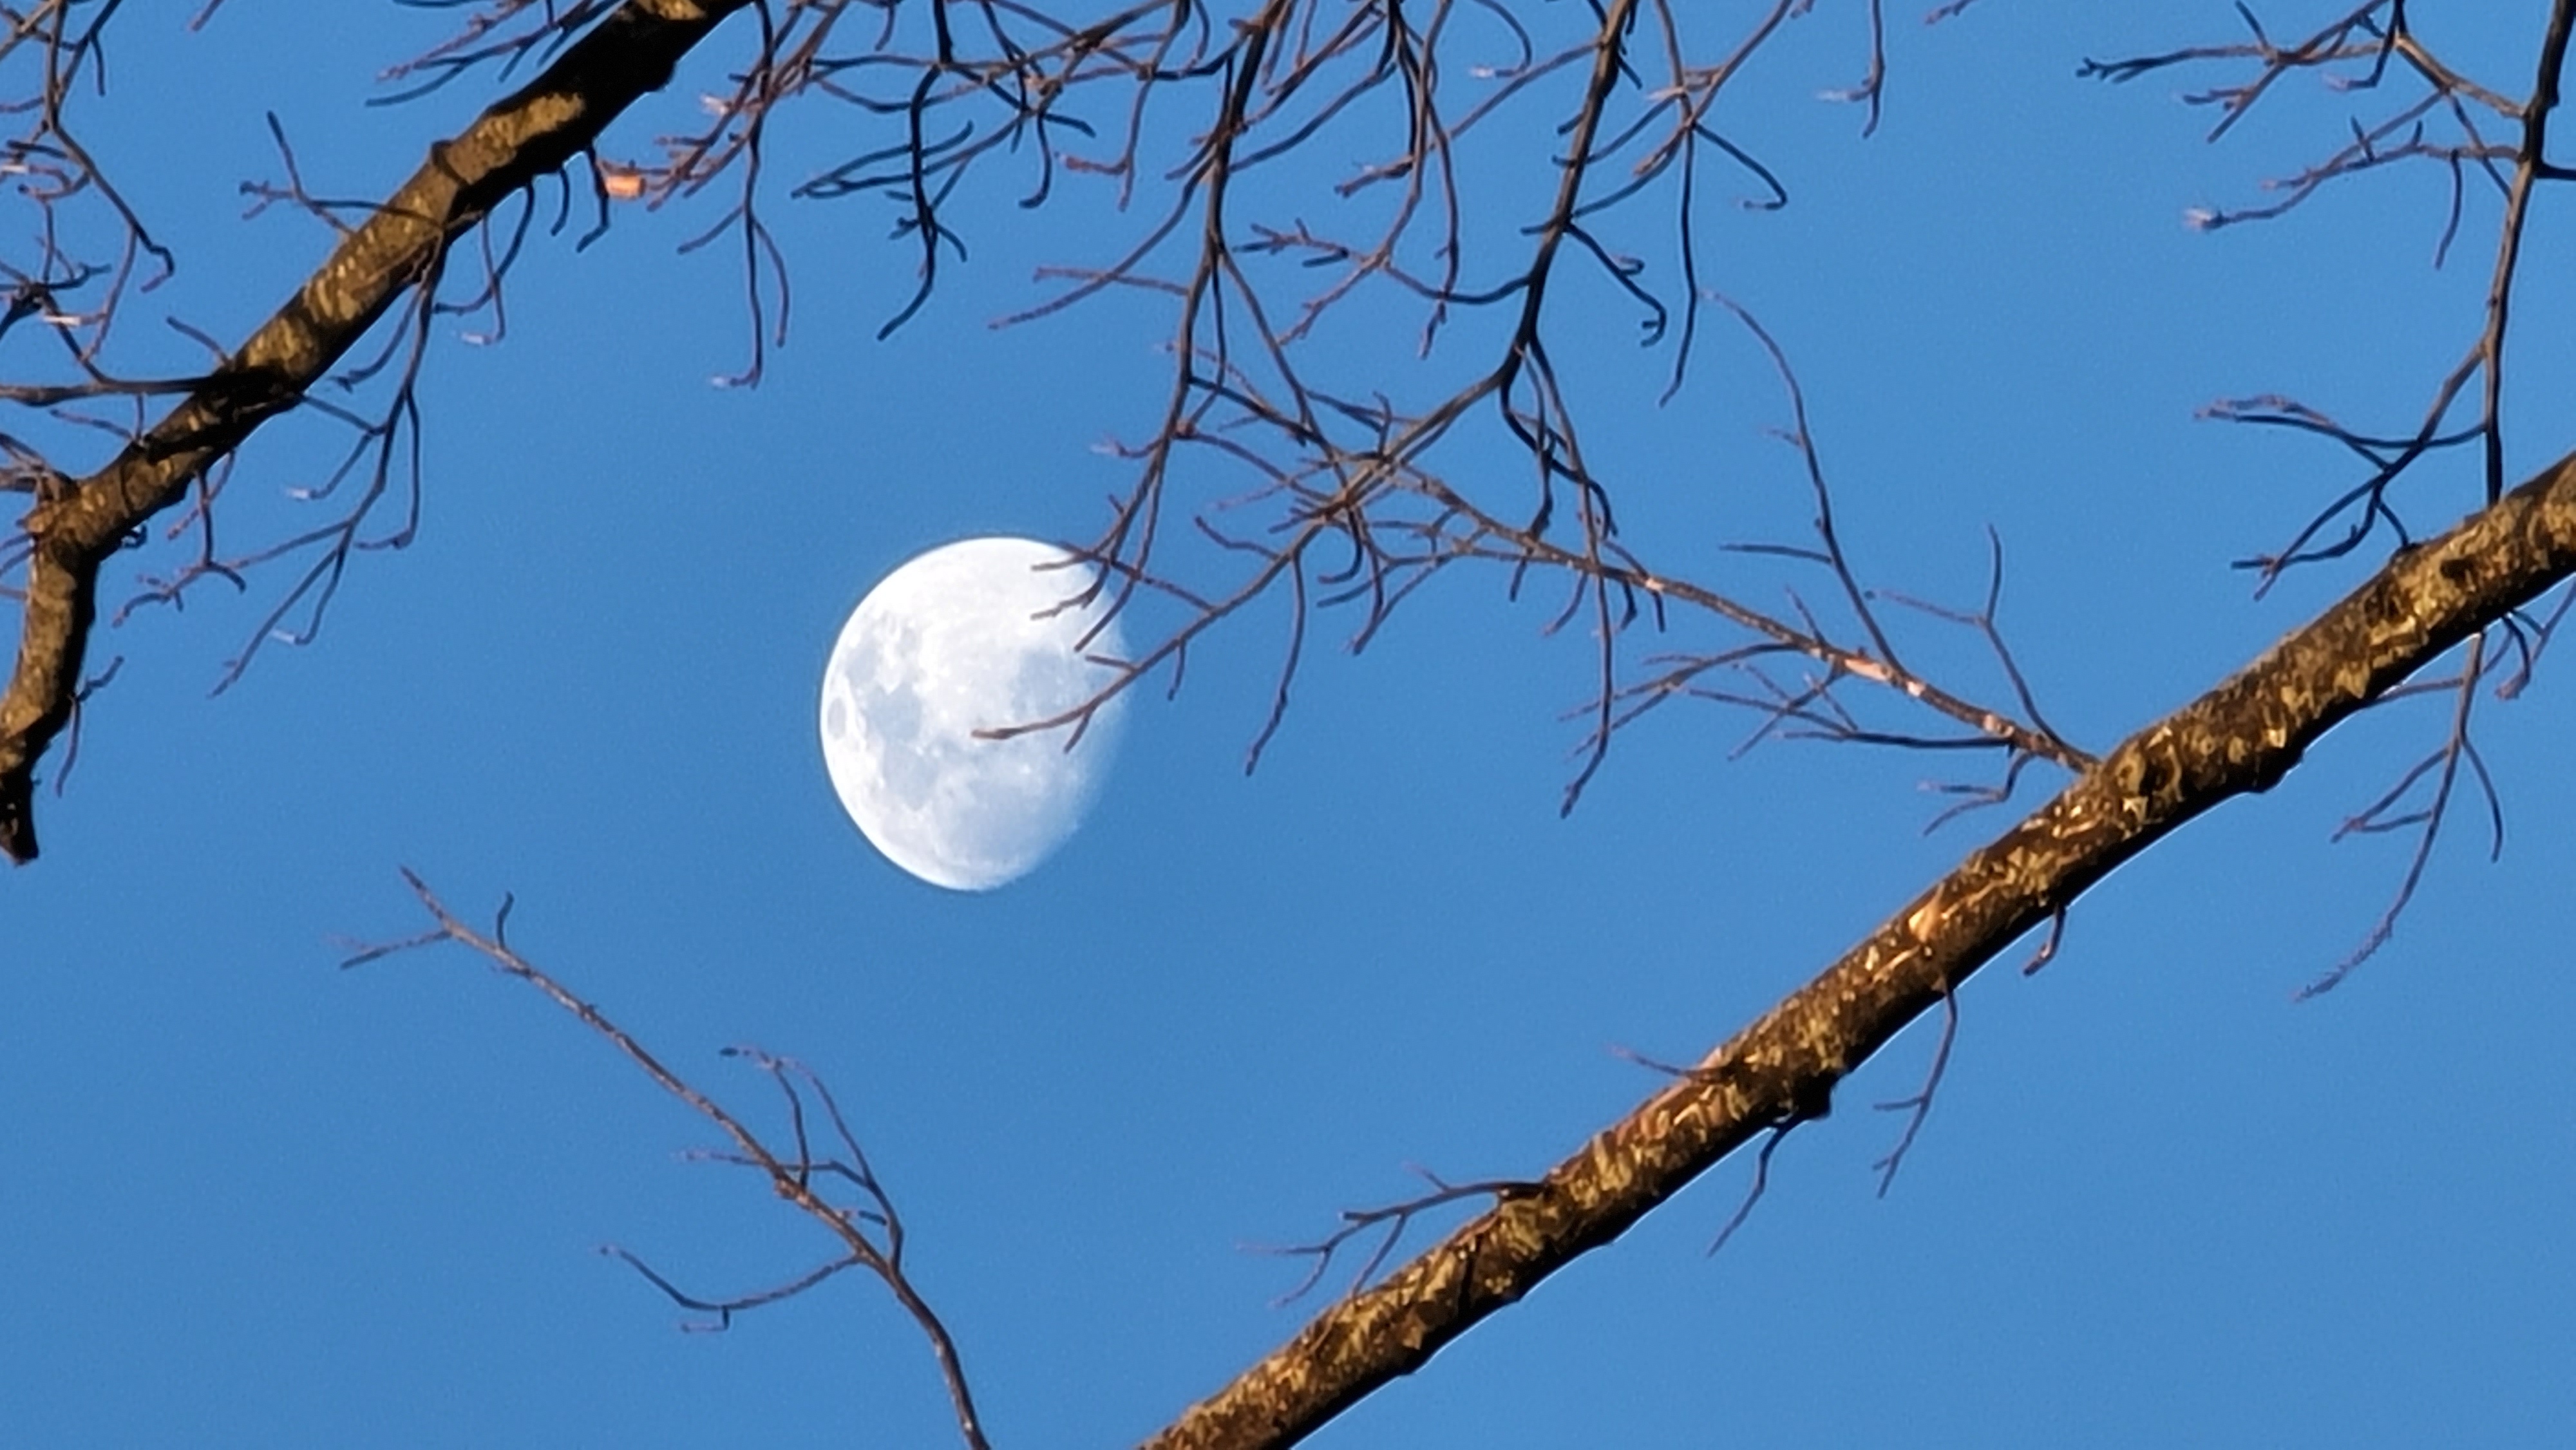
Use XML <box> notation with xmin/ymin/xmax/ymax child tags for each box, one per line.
<box><xmin>0</xmin><ymin>0</ymin><xmax>751</xmax><ymax>863</ymax></box>
<box><xmin>1142</xmin><ymin>449</ymin><xmax>2576</xmax><ymax>1447</ymax></box>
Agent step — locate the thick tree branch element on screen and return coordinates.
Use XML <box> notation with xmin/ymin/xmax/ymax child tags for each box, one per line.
<box><xmin>1144</xmin><ymin>447</ymin><xmax>2576</xmax><ymax>1449</ymax></box>
<box><xmin>0</xmin><ymin>0</ymin><xmax>750</xmax><ymax>863</ymax></box>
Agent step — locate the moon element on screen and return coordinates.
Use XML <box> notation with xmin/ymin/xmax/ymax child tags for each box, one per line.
<box><xmin>818</xmin><ymin>536</ymin><xmax>1128</xmax><ymax>891</ymax></box>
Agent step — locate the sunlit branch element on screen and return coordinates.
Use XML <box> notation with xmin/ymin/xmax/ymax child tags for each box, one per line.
<box><xmin>0</xmin><ymin>0</ymin><xmax>756</xmax><ymax>862</ymax></box>
<box><xmin>1139</xmin><ymin>443</ymin><xmax>2576</xmax><ymax>1450</ymax></box>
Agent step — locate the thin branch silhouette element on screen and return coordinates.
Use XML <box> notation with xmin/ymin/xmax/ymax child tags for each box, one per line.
<box><xmin>345</xmin><ymin>871</ymin><xmax>992</xmax><ymax>1450</ymax></box>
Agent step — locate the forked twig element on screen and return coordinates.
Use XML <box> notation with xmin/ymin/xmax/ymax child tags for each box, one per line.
<box><xmin>343</xmin><ymin>872</ymin><xmax>992</xmax><ymax>1450</ymax></box>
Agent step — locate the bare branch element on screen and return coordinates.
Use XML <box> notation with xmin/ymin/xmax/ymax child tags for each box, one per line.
<box><xmin>1139</xmin><ymin>449</ymin><xmax>2576</xmax><ymax>1449</ymax></box>
<box><xmin>0</xmin><ymin>0</ymin><xmax>755</xmax><ymax>862</ymax></box>
<box><xmin>348</xmin><ymin>872</ymin><xmax>992</xmax><ymax>1450</ymax></box>
<box><xmin>1255</xmin><ymin>1167</ymin><xmax>1540</xmax><ymax>1306</ymax></box>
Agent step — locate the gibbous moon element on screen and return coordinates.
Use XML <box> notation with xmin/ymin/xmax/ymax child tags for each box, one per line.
<box><xmin>819</xmin><ymin>536</ymin><xmax>1128</xmax><ymax>891</ymax></box>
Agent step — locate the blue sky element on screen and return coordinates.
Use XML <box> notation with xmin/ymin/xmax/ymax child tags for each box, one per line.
<box><xmin>4</xmin><ymin>3</ymin><xmax>2571</xmax><ymax>1445</ymax></box>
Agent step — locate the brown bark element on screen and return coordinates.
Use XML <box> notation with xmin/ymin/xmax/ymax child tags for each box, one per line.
<box><xmin>1142</xmin><ymin>449</ymin><xmax>2576</xmax><ymax>1448</ymax></box>
<box><xmin>0</xmin><ymin>0</ymin><xmax>750</xmax><ymax>863</ymax></box>
<box><xmin>12</xmin><ymin>6</ymin><xmax>2573</xmax><ymax>1440</ymax></box>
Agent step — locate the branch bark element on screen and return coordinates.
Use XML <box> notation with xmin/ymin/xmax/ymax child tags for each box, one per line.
<box><xmin>0</xmin><ymin>0</ymin><xmax>750</xmax><ymax>863</ymax></box>
<box><xmin>1144</xmin><ymin>448</ymin><xmax>2576</xmax><ymax>1448</ymax></box>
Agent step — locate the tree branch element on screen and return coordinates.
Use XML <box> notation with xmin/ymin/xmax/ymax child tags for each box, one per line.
<box><xmin>1142</xmin><ymin>447</ymin><xmax>2576</xmax><ymax>1448</ymax></box>
<box><xmin>0</xmin><ymin>0</ymin><xmax>751</xmax><ymax>863</ymax></box>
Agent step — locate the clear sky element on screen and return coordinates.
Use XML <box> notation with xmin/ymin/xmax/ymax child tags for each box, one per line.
<box><xmin>5</xmin><ymin>4</ymin><xmax>2571</xmax><ymax>1446</ymax></box>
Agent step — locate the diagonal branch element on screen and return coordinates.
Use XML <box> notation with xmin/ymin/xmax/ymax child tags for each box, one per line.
<box><xmin>348</xmin><ymin>873</ymin><xmax>991</xmax><ymax>1450</ymax></box>
<box><xmin>0</xmin><ymin>0</ymin><xmax>753</xmax><ymax>863</ymax></box>
<box><xmin>1141</xmin><ymin>448</ymin><xmax>2576</xmax><ymax>1449</ymax></box>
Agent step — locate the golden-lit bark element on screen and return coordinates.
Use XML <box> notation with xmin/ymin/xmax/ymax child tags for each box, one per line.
<box><xmin>1144</xmin><ymin>450</ymin><xmax>2576</xmax><ymax>1448</ymax></box>
<box><xmin>0</xmin><ymin>0</ymin><xmax>750</xmax><ymax>862</ymax></box>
